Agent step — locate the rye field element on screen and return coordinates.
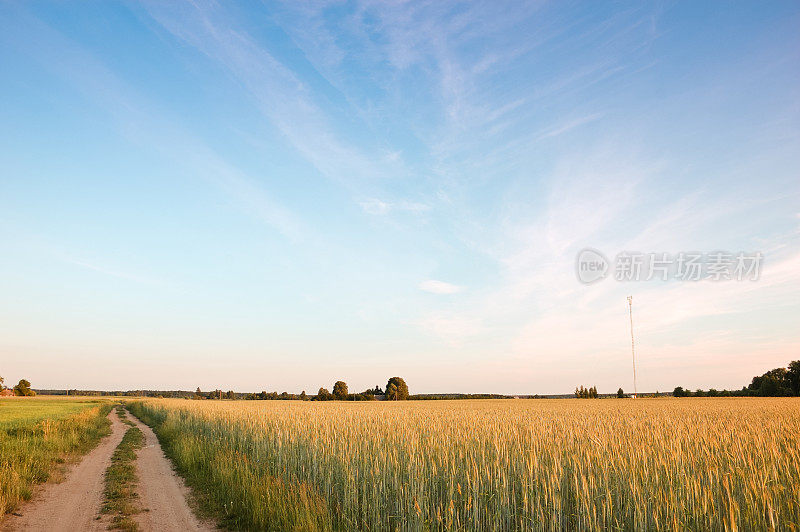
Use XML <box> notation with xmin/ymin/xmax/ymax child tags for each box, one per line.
<box><xmin>0</xmin><ymin>398</ymin><xmax>112</xmax><ymax>514</ymax></box>
<box><xmin>128</xmin><ymin>397</ymin><xmax>800</xmax><ymax>531</ymax></box>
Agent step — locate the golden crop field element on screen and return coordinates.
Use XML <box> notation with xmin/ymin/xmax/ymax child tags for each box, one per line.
<box><xmin>128</xmin><ymin>398</ymin><xmax>800</xmax><ymax>531</ymax></box>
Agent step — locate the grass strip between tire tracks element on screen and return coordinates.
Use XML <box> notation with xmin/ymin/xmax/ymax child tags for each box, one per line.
<box><xmin>101</xmin><ymin>405</ymin><xmax>144</xmax><ymax>531</ymax></box>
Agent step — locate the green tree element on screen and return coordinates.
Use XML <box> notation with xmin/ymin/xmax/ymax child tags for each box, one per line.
<box><xmin>617</xmin><ymin>388</ymin><xmax>625</xmax><ymax>398</ymax></box>
<box><xmin>13</xmin><ymin>379</ymin><xmax>35</xmax><ymax>396</ymax></box>
<box><xmin>0</xmin><ymin>375</ymin><xmax>4</xmax><ymax>390</ymax></box>
<box><xmin>317</xmin><ymin>387</ymin><xmax>332</xmax><ymax>401</ymax></box>
<box><xmin>786</xmin><ymin>360</ymin><xmax>800</xmax><ymax>395</ymax></box>
<box><xmin>575</xmin><ymin>385</ymin><xmax>598</xmax><ymax>399</ymax></box>
<box><xmin>673</xmin><ymin>386</ymin><xmax>686</xmax><ymax>397</ymax></box>
<box><xmin>385</xmin><ymin>383</ymin><xmax>398</xmax><ymax>400</ymax></box>
<box><xmin>300</xmin><ymin>390</ymin><xmax>307</xmax><ymax>400</ymax></box>
<box><xmin>385</xmin><ymin>377</ymin><xmax>409</xmax><ymax>400</ymax></box>
<box><xmin>332</xmin><ymin>381</ymin><xmax>349</xmax><ymax>400</ymax></box>
<box><xmin>749</xmin><ymin>368</ymin><xmax>790</xmax><ymax>396</ymax></box>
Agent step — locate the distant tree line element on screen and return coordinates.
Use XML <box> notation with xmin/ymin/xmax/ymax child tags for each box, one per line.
<box><xmin>195</xmin><ymin>388</ymin><xmax>236</xmax><ymax>400</ymax></box>
<box><xmin>34</xmin><ymin>379</ymin><xmax>406</xmax><ymax>402</ymax></box>
<box><xmin>673</xmin><ymin>360</ymin><xmax>800</xmax><ymax>397</ymax></box>
<box><xmin>209</xmin><ymin>377</ymin><xmax>411</xmax><ymax>402</ymax></box>
<box><xmin>575</xmin><ymin>385</ymin><xmax>598</xmax><ymax>398</ymax></box>
<box><xmin>55</xmin><ymin>390</ymin><xmax>202</xmax><ymax>398</ymax></box>
<box><xmin>312</xmin><ymin>377</ymin><xmax>409</xmax><ymax>401</ymax></box>
<box><xmin>411</xmin><ymin>393</ymin><xmax>513</xmax><ymax>400</ymax></box>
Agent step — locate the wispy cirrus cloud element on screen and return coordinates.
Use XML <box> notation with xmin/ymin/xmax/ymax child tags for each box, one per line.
<box><xmin>139</xmin><ymin>0</ymin><xmax>403</xmax><ymax>193</ymax></box>
<box><xmin>536</xmin><ymin>113</ymin><xmax>605</xmax><ymax>140</ymax></box>
<box><xmin>419</xmin><ymin>280</ymin><xmax>463</xmax><ymax>295</ymax></box>
<box><xmin>412</xmin><ymin>136</ymin><xmax>800</xmax><ymax>391</ymax></box>
<box><xmin>360</xmin><ymin>199</ymin><xmax>430</xmax><ymax>216</ymax></box>
<box><xmin>1</xmin><ymin>7</ymin><xmax>304</xmax><ymax>240</ymax></box>
<box><xmin>2</xmin><ymin>0</ymin><xmax>798</xmax><ymax>394</ymax></box>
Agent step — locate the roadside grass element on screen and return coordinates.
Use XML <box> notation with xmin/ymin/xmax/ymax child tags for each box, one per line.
<box><xmin>0</xmin><ymin>398</ymin><xmax>113</xmax><ymax>516</ymax></box>
<box><xmin>127</xmin><ymin>402</ymin><xmax>332</xmax><ymax>531</ymax></box>
<box><xmin>101</xmin><ymin>406</ymin><xmax>144</xmax><ymax>531</ymax></box>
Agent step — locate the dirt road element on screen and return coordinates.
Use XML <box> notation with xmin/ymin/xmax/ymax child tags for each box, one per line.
<box><xmin>3</xmin><ymin>407</ymin><xmax>214</xmax><ymax>532</ymax></box>
<box><xmin>3</xmin><ymin>410</ymin><xmax>125</xmax><ymax>532</ymax></box>
<box><xmin>125</xmin><ymin>413</ymin><xmax>214</xmax><ymax>531</ymax></box>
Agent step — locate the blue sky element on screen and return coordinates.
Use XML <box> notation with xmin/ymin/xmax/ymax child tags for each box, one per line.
<box><xmin>1</xmin><ymin>1</ymin><xmax>798</xmax><ymax>394</ymax></box>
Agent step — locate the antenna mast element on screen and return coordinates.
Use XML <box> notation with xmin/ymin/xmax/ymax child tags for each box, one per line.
<box><xmin>627</xmin><ymin>296</ymin><xmax>638</xmax><ymax>398</ymax></box>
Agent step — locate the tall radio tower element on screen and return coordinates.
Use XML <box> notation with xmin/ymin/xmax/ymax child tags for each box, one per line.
<box><xmin>627</xmin><ymin>296</ymin><xmax>638</xmax><ymax>398</ymax></box>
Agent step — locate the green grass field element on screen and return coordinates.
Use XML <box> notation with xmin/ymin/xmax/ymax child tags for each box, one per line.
<box><xmin>0</xmin><ymin>399</ymin><xmax>96</xmax><ymax>427</ymax></box>
<box><xmin>0</xmin><ymin>398</ymin><xmax>113</xmax><ymax>515</ymax></box>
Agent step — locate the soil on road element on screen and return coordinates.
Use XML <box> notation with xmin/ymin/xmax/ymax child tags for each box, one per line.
<box><xmin>3</xmin><ymin>410</ymin><xmax>125</xmax><ymax>532</ymax></box>
<box><xmin>126</xmin><ymin>412</ymin><xmax>214</xmax><ymax>531</ymax></box>
<box><xmin>3</xmin><ymin>406</ymin><xmax>214</xmax><ymax>532</ymax></box>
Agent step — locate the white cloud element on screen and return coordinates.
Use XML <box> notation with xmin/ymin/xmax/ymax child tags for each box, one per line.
<box><xmin>140</xmin><ymin>0</ymin><xmax>401</xmax><ymax>192</ymax></box>
<box><xmin>359</xmin><ymin>199</ymin><xmax>391</xmax><ymax>215</ymax></box>
<box><xmin>408</xmin><ymin>139</ymin><xmax>800</xmax><ymax>391</ymax></box>
<box><xmin>537</xmin><ymin>112</ymin><xmax>604</xmax><ymax>140</ymax></box>
<box><xmin>419</xmin><ymin>280</ymin><xmax>463</xmax><ymax>295</ymax></box>
<box><xmin>360</xmin><ymin>198</ymin><xmax>430</xmax><ymax>216</ymax></box>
